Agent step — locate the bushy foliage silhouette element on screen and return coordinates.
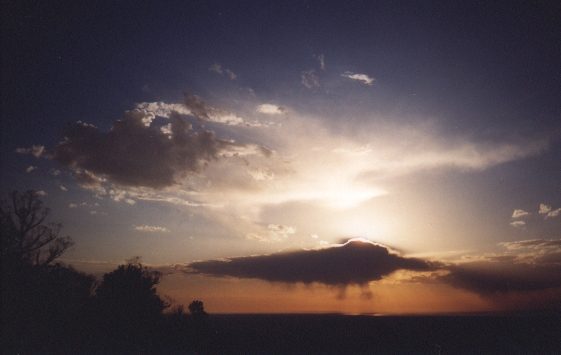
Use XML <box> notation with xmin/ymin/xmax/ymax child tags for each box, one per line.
<box><xmin>189</xmin><ymin>299</ymin><xmax>208</xmax><ymax>317</ymax></box>
<box><xmin>91</xmin><ymin>257</ymin><xmax>169</xmax><ymax>351</ymax></box>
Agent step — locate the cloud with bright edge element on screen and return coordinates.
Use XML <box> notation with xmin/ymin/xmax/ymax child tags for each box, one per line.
<box><xmin>546</xmin><ymin>208</ymin><xmax>561</xmax><ymax>219</ymax></box>
<box><xmin>257</xmin><ymin>104</ymin><xmax>285</xmax><ymax>115</ymax></box>
<box><xmin>539</xmin><ymin>203</ymin><xmax>551</xmax><ymax>214</ymax></box>
<box><xmin>510</xmin><ymin>220</ymin><xmax>525</xmax><ymax>228</ymax></box>
<box><xmin>341</xmin><ymin>71</ymin><xmax>375</xmax><ymax>85</ymax></box>
<box><xmin>183</xmin><ymin>237</ymin><xmax>561</xmax><ymax>308</ymax></box>
<box><xmin>511</xmin><ymin>209</ymin><xmax>529</xmax><ymax>219</ymax></box>
<box><xmin>29</xmin><ymin>90</ymin><xmax>552</xmax><ymax>236</ymax></box>
<box><xmin>187</xmin><ymin>239</ymin><xmax>435</xmax><ymax>286</ymax></box>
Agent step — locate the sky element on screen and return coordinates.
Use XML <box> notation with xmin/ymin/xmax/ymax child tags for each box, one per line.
<box><xmin>2</xmin><ymin>0</ymin><xmax>561</xmax><ymax>314</ymax></box>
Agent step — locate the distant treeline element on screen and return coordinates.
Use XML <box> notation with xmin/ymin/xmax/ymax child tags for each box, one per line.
<box><xmin>1</xmin><ymin>191</ymin><xmax>209</xmax><ymax>354</ymax></box>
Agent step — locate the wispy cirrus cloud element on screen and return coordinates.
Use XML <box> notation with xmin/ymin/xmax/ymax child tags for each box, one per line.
<box><xmin>314</xmin><ymin>54</ymin><xmax>325</xmax><ymax>70</ymax></box>
<box><xmin>301</xmin><ymin>69</ymin><xmax>320</xmax><ymax>89</ymax></box>
<box><xmin>209</xmin><ymin>62</ymin><xmax>237</xmax><ymax>80</ymax></box>
<box><xmin>16</xmin><ymin>145</ymin><xmax>45</xmax><ymax>158</ymax></box>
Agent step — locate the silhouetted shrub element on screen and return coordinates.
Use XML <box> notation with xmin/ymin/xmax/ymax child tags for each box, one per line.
<box><xmin>91</xmin><ymin>258</ymin><xmax>169</xmax><ymax>352</ymax></box>
<box><xmin>189</xmin><ymin>299</ymin><xmax>208</xmax><ymax>317</ymax></box>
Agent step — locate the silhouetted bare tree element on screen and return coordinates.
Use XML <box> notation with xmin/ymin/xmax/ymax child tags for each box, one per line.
<box><xmin>1</xmin><ymin>190</ymin><xmax>73</xmax><ymax>266</ymax></box>
<box><xmin>1</xmin><ymin>191</ymin><xmax>95</xmax><ymax>353</ymax></box>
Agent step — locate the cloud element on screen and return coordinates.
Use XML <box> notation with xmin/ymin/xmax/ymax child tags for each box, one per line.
<box><xmin>509</xmin><ymin>220</ymin><xmax>526</xmax><ymax>228</ymax></box>
<box><xmin>546</xmin><ymin>208</ymin><xmax>561</xmax><ymax>219</ymax></box>
<box><xmin>511</xmin><ymin>209</ymin><xmax>529</xmax><ymax>219</ymax></box>
<box><xmin>341</xmin><ymin>71</ymin><xmax>375</xmax><ymax>86</ymax></box>
<box><xmin>248</xmin><ymin>167</ymin><xmax>275</xmax><ymax>181</ymax></box>
<box><xmin>16</xmin><ymin>145</ymin><xmax>45</xmax><ymax>158</ymax></box>
<box><xmin>440</xmin><ymin>239</ymin><xmax>561</xmax><ymax>295</ymax></box>
<box><xmin>134</xmin><ymin>224</ymin><xmax>170</xmax><ymax>233</ymax></box>
<box><xmin>314</xmin><ymin>54</ymin><xmax>325</xmax><ymax>70</ymax></box>
<box><xmin>499</xmin><ymin>239</ymin><xmax>561</xmax><ymax>252</ymax></box>
<box><xmin>539</xmin><ymin>203</ymin><xmax>551</xmax><ymax>214</ymax></box>
<box><xmin>183</xmin><ymin>94</ymin><xmax>254</xmax><ymax>126</ymax></box>
<box><xmin>225</xmin><ymin>69</ymin><xmax>237</xmax><ymax>80</ymax></box>
<box><xmin>187</xmin><ymin>239</ymin><xmax>435</xmax><ymax>286</ymax></box>
<box><xmin>245</xmin><ymin>224</ymin><xmax>296</xmax><ymax>243</ymax></box>
<box><xmin>301</xmin><ymin>70</ymin><xmax>320</xmax><ymax>89</ymax></box>
<box><xmin>53</xmin><ymin>109</ymin><xmax>231</xmax><ymax>188</ymax></box>
<box><xmin>209</xmin><ymin>63</ymin><xmax>237</xmax><ymax>80</ymax></box>
<box><xmin>538</xmin><ymin>203</ymin><xmax>560</xmax><ymax>219</ymax></box>
<box><xmin>135</xmin><ymin>101</ymin><xmax>191</xmax><ymax>118</ymax></box>
<box><xmin>257</xmin><ymin>104</ymin><xmax>285</xmax><ymax>115</ymax></box>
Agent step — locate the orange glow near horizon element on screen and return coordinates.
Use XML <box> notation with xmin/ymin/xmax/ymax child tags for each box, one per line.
<box><xmin>157</xmin><ymin>273</ymin><xmax>492</xmax><ymax>315</ymax></box>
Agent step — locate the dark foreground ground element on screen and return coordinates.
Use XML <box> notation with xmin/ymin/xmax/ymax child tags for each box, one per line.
<box><xmin>197</xmin><ymin>313</ymin><xmax>561</xmax><ymax>354</ymax></box>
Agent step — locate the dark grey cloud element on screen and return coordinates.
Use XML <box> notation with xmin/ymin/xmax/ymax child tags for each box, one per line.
<box><xmin>184</xmin><ymin>94</ymin><xmax>211</xmax><ymax>120</ymax></box>
<box><xmin>441</xmin><ymin>261</ymin><xmax>561</xmax><ymax>294</ymax></box>
<box><xmin>187</xmin><ymin>239</ymin><xmax>435</xmax><ymax>286</ymax></box>
<box><xmin>439</xmin><ymin>239</ymin><xmax>561</xmax><ymax>295</ymax></box>
<box><xmin>183</xmin><ymin>93</ymin><xmax>247</xmax><ymax>126</ymax></box>
<box><xmin>54</xmin><ymin>110</ymin><xmax>224</xmax><ymax>188</ymax></box>
<box><xmin>187</xmin><ymin>236</ymin><xmax>561</xmax><ymax>303</ymax></box>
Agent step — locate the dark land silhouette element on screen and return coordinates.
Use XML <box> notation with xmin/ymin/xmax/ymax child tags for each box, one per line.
<box><xmin>2</xmin><ymin>191</ymin><xmax>560</xmax><ymax>354</ymax></box>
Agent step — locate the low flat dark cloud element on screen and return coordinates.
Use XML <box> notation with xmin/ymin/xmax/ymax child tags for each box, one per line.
<box><xmin>439</xmin><ymin>239</ymin><xmax>561</xmax><ymax>295</ymax></box>
<box><xmin>187</xmin><ymin>237</ymin><xmax>561</xmax><ymax>304</ymax></box>
<box><xmin>187</xmin><ymin>239</ymin><xmax>436</xmax><ymax>286</ymax></box>
<box><xmin>441</xmin><ymin>261</ymin><xmax>561</xmax><ymax>294</ymax></box>
<box><xmin>54</xmin><ymin>110</ymin><xmax>223</xmax><ymax>188</ymax></box>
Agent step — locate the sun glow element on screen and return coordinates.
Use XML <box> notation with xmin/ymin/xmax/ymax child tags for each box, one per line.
<box><xmin>335</xmin><ymin>213</ymin><xmax>393</xmax><ymax>240</ymax></box>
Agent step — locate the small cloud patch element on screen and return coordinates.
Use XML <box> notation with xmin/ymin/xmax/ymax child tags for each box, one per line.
<box><xmin>134</xmin><ymin>224</ymin><xmax>170</xmax><ymax>233</ymax></box>
<box><xmin>341</xmin><ymin>71</ymin><xmax>375</xmax><ymax>86</ymax></box>
<box><xmin>257</xmin><ymin>104</ymin><xmax>285</xmax><ymax>115</ymax></box>
<box><xmin>511</xmin><ymin>209</ymin><xmax>529</xmax><ymax>219</ymax></box>
<box><xmin>510</xmin><ymin>220</ymin><xmax>526</xmax><ymax>228</ymax></box>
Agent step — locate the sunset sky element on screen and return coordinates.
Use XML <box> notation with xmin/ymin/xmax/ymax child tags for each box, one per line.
<box><xmin>2</xmin><ymin>1</ymin><xmax>561</xmax><ymax>314</ymax></box>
